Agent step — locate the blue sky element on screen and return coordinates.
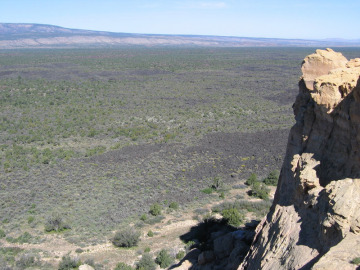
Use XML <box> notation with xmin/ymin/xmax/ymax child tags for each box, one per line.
<box><xmin>1</xmin><ymin>0</ymin><xmax>359</xmax><ymax>39</ymax></box>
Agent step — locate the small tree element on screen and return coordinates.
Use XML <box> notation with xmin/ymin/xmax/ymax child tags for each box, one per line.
<box><xmin>58</xmin><ymin>255</ymin><xmax>81</xmax><ymax>270</ymax></box>
<box><xmin>45</xmin><ymin>214</ymin><xmax>70</xmax><ymax>232</ymax></box>
<box><xmin>155</xmin><ymin>249</ymin><xmax>174</xmax><ymax>269</ymax></box>
<box><xmin>263</xmin><ymin>170</ymin><xmax>279</xmax><ymax>186</ymax></box>
<box><xmin>149</xmin><ymin>203</ymin><xmax>162</xmax><ymax>216</ymax></box>
<box><xmin>140</xmin><ymin>214</ymin><xmax>147</xmax><ymax>221</ymax></box>
<box><xmin>136</xmin><ymin>253</ymin><xmax>156</xmax><ymax>270</ymax></box>
<box><xmin>169</xmin><ymin>202</ymin><xmax>179</xmax><ymax>210</ymax></box>
<box><xmin>250</xmin><ymin>182</ymin><xmax>270</xmax><ymax>200</ymax></box>
<box><xmin>112</xmin><ymin>227</ymin><xmax>140</xmax><ymax>248</ymax></box>
<box><xmin>245</xmin><ymin>173</ymin><xmax>257</xmax><ymax>186</ymax></box>
<box><xmin>221</xmin><ymin>208</ymin><xmax>243</xmax><ymax>227</ymax></box>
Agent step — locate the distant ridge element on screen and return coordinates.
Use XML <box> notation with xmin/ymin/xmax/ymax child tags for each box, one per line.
<box><xmin>0</xmin><ymin>23</ymin><xmax>359</xmax><ymax>48</ymax></box>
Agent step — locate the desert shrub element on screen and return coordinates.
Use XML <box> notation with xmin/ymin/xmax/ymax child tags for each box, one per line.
<box><xmin>83</xmin><ymin>258</ymin><xmax>96</xmax><ymax>267</ymax></box>
<box><xmin>0</xmin><ymin>247</ymin><xmax>22</xmax><ymax>267</ymax></box>
<box><xmin>75</xmin><ymin>248</ymin><xmax>84</xmax><ymax>254</ymax></box>
<box><xmin>169</xmin><ymin>202</ymin><xmax>179</xmax><ymax>210</ymax></box>
<box><xmin>112</xmin><ymin>227</ymin><xmax>140</xmax><ymax>248</ymax></box>
<box><xmin>221</xmin><ymin>208</ymin><xmax>243</xmax><ymax>227</ymax></box>
<box><xmin>45</xmin><ymin>214</ymin><xmax>70</xmax><ymax>232</ymax></box>
<box><xmin>147</xmin><ymin>230</ymin><xmax>154</xmax><ymax>237</ymax></box>
<box><xmin>212</xmin><ymin>200</ymin><xmax>271</xmax><ymax>218</ymax></box>
<box><xmin>0</xmin><ymin>247</ymin><xmax>23</xmax><ymax>256</ymax></box>
<box><xmin>163</xmin><ymin>133</ymin><xmax>176</xmax><ymax>142</ymax></box>
<box><xmin>16</xmin><ymin>253</ymin><xmax>41</xmax><ymax>268</ymax></box>
<box><xmin>6</xmin><ymin>232</ymin><xmax>32</xmax><ymax>244</ymax></box>
<box><xmin>219</xmin><ymin>192</ymin><xmax>225</xmax><ymax>199</ymax></box>
<box><xmin>201</xmin><ymin>177</ymin><xmax>224</xmax><ymax>195</ymax></box>
<box><xmin>116</xmin><ymin>126</ymin><xmax>149</xmax><ymax>141</ymax></box>
<box><xmin>0</xmin><ymin>229</ymin><xmax>5</xmax><ymax>238</ymax></box>
<box><xmin>144</xmin><ymin>215</ymin><xmax>164</xmax><ymax>225</ymax></box>
<box><xmin>140</xmin><ymin>214</ymin><xmax>147</xmax><ymax>221</ymax></box>
<box><xmin>201</xmin><ymin>187</ymin><xmax>213</xmax><ymax>194</ymax></box>
<box><xmin>155</xmin><ymin>249</ymin><xmax>174</xmax><ymax>269</ymax></box>
<box><xmin>202</xmin><ymin>213</ymin><xmax>215</xmax><ymax>222</ymax></box>
<box><xmin>16</xmin><ymin>232</ymin><xmax>32</xmax><ymax>244</ymax></box>
<box><xmin>136</xmin><ymin>253</ymin><xmax>156</xmax><ymax>270</ymax></box>
<box><xmin>149</xmin><ymin>203</ymin><xmax>162</xmax><ymax>216</ymax></box>
<box><xmin>194</xmin><ymin>208</ymin><xmax>210</xmax><ymax>215</ymax></box>
<box><xmin>244</xmin><ymin>173</ymin><xmax>270</xmax><ymax>200</ymax></box>
<box><xmin>263</xmin><ymin>170</ymin><xmax>279</xmax><ymax>186</ymax></box>
<box><xmin>58</xmin><ymin>254</ymin><xmax>81</xmax><ymax>270</ymax></box>
<box><xmin>176</xmin><ymin>250</ymin><xmax>185</xmax><ymax>260</ymax></box>
<box><xmin>351</xmin><ymin>257</ymin><xmax>360</xmax><ymax>265</ymax></box>
<box><xmin>144</xmin><ymin>247</ymin><xmax>151</xmax><ymax>253</ymax></box>
<box><xmin>211</xmin><ymin>176</ymin><xmax>223</xmax><ymax>190</ymax></box>
<box><xmin>85</xmin><ymin>145</ymin><xmax>106</xmax><ymax>157</ymax></box>
<box><xmin>245</xmin><ymin>173</ymin><xmax>257</xmax><ymax>186</ymax></box>
<box><xmin>250</xmin><ymin>181</ymin><xmax>270</xmax><ymax>200</ymax></box>
<box><xmin>83</xmin><ymin>258</ymin><xmax>104</xmax><ymax>269</ymax></box>
<box><xmin>27</xmin><ymin>216</ymin><xmax>35</xmax><ymax>224</ymax></box>
<box><xmin>114</xmin><ymin>262</ymin><xmax>134</xmax><ymax>270</ymax></box>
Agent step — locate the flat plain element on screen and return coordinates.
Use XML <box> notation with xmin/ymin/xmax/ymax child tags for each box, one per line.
<box><xmin>1</xmin><ymin>47</ymin><xmax>359</xmax><ymax>268</ymax></box>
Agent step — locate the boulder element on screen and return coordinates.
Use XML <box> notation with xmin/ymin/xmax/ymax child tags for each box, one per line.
<box><xmin>301</xmin><ymin>48</ymin><xmax>348</xmax><ymax>90</ymax></box>
<box><xmin>213</xmin><ymin>232</ymin><xmax>234</xmax><ymax>259</ymax></box>
<box><xmin>198</xmin><ymin>250</ymin><xmax>215</xmax><ymax>265</ymax></box>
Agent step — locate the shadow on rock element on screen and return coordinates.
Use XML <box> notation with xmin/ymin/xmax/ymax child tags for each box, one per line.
<box><xmin>172</xmin><ymin>218</ymin><xmax>259</xmax><ymax>270</ymax></box>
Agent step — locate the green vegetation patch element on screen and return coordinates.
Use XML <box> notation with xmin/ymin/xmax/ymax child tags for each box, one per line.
<box><xmin>155</xmin><ymin>249</ymin><xmax>174</xmax><ymax>269</ymax></box>
<box><xmin>221</xmin><ymin>208</ymin><xmax>243</xmax><ymax>227</ymax></box>
<box><xmin>112</xmin><ymin>227</ymin><xmax>141</xmax><ymax>248</ymax></box>
<box><xmin>115</xmin><ymin>262</ymin><xmax>134</xmax><ymax>270</ymax></box>
<box><xmin>351</xmin><ymin>257</ymin><xmax>360</xmax><ymax>265</ymax></box>
<box><xmin>136</xmin><ymin>253</ymin><xmax>156</xmax><ymax>270</ymax></box>
<box><xmin>1</xmin><ymin>47</ymin><xmax>348</xmax><ymax>243</ymax></box>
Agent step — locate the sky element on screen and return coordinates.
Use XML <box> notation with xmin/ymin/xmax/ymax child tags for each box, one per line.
<box><xmin>1</xmin><ymin>0</ymin><xmax>359</xmax><ymax>40</ymax></box>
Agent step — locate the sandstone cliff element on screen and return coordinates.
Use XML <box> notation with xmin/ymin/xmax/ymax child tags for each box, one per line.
<box><xmin>239</xmin><ymin>48</ymin><xmax>360</xmax><ymax>270</ymax></box>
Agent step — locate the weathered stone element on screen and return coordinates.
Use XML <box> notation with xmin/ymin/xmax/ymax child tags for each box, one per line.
<box><xmin>301</xmin><ymin>48</ymin><xmax>348</xmax><ymax>90</ymax></box>
<box><xmin>239</xmin><ymin>49</ymin><xmax>360</xmax><ymax>270</ymax></box>
<box><xmin>312</xmin><ymin>66</ymin><xmax>360</xmax><ymax>112</ymax></box>
<box><xmin>347</xmin><ymin>58</ymin><xmax>360</xmax><ymax>68</ymax></box>
<box><xmin>210</xmin><ymin>230</ymin><xmax>227</xmax><ymax>241</ymax></box>
<box><xmin>213</xmin><ymin>232</ymin><xmax>234</xmax><ymax>259</ymax></box>
<box><xmin>198</xmin><ymin>250</ymin><xmax>215</xmax><ymax>265</ymax></box>
<box><xmin>227</xmin><ymin>241</ymin><xmax>250</xmax><ymax>269</ymax></box>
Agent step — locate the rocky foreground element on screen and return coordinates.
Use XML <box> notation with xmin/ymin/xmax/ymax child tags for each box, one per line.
<box><xmin>240</xmin><ymin>49</ymin><xmax>360</xmax><ymax>269</ymax></box>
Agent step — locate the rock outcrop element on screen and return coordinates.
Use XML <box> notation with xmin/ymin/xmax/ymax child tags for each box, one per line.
<box><xmin>239</xmin><ymin>49</ymin><xmax>360</xmax><ymax>269</ymax></box>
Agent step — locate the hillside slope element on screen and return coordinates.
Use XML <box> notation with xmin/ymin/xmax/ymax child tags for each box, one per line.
<box><xmin>239</xmin><ymin>49</ymin><xmax>360</xmax><ymax>269</ymax></box>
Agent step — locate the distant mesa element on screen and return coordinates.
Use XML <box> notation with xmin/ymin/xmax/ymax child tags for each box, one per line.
<box><xmin>0</xmin><ymin>23</ymin><xmax>360</xmax><ymax>48</ymax></box>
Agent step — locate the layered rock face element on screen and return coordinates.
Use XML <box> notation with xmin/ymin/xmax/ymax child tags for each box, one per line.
<box><xmin>239</xmin><ymin>49</ymin><xmax>360</xmax><ymax>270</ymax></box>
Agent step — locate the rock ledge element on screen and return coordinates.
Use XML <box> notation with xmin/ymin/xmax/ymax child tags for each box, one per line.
<box><xmin>239</xmin><ymin>49</ymin><xmax>360</xmax><ymax>270</ymax></box>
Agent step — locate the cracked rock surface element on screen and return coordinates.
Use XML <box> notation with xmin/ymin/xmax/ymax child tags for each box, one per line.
<box><xmin>239</xmin><ymin>49</ymin><xmax>360</xmax><ymax>270</ymax></box>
